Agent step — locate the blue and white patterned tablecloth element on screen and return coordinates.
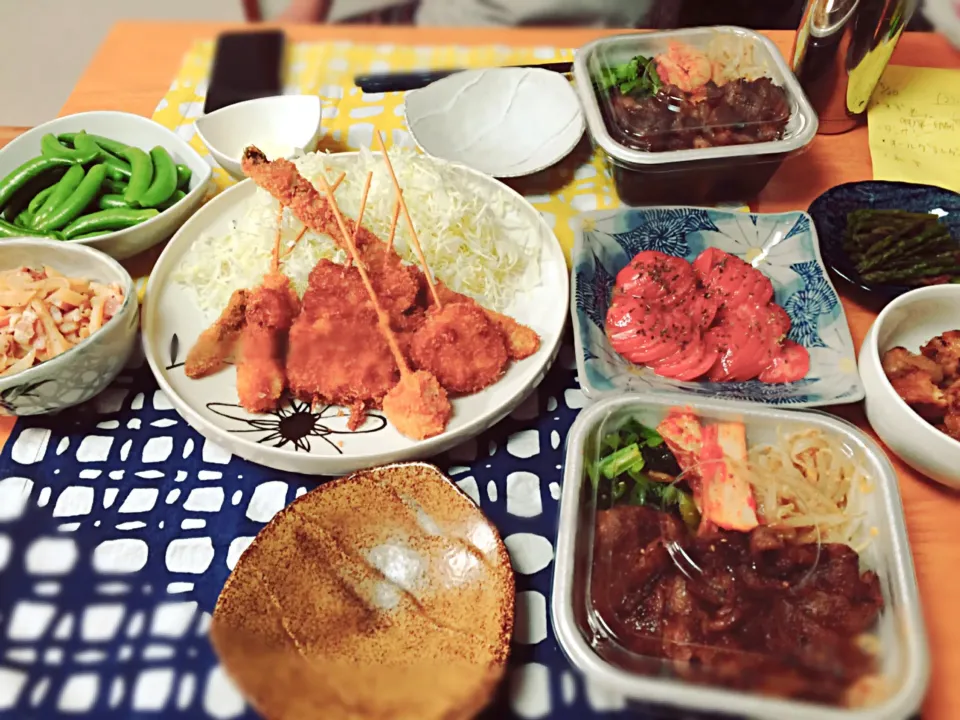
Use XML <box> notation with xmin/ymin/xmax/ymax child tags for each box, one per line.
<box><xmin>0</xmin><ymin>336</ymin><xmax>655</xmax><ymax>720</ymax></box>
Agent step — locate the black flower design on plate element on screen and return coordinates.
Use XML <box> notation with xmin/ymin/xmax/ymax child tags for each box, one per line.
<box><xmin>207</xmin><ymin>398</ymin><xmax>388</xmax><ymax>454</ymax></box>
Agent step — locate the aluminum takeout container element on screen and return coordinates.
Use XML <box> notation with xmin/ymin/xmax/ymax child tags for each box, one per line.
<box><xmin>573</xmin><ymin>27</ymin><xmax>819</xmax><ymax>205</ymax></box>
<box><xmin>552</xmin><ymin>395</ymin><xmax>929</xmax><ymax>720</ymax></box>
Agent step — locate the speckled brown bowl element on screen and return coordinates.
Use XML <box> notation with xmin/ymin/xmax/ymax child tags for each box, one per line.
<box><xmin>210</xmin><ymin>462</ymin><xmax>515</xmax><ymax>720</ymax></box>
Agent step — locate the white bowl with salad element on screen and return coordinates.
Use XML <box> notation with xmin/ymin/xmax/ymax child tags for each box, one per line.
<box><xmin>0</xmin><ymin>238</ymin><xmax>138</xmax><ymax>415</ymax></box>
<box><xmin>0</xmin><ymin>111</ymin><xmax>212</xmax><ymax>260</ymax></box>
<box><xmin>553</xmin><ymin>394</ymin><xmax>929</xmax><ymax>720</ymax></box>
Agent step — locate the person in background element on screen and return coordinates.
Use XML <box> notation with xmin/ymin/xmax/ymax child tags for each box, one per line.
<box><xmin>279</xmin><ymin>0</ymin><xmax>663</xmax><ymax>27</ymax></box>
<box><xmin>278</xmin><ymin>0</ymin><xmax>937</xmax><ymax>31</ymax></box>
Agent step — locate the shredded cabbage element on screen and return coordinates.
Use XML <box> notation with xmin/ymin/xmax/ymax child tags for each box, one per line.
<box><xmin>174</xmin><ymin>148</ymin><xmax>543</xmax><ymax>318</ymax></box>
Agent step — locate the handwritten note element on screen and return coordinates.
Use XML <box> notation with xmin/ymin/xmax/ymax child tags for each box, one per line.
<box><xmin>868</xmin><ymin>65</ymin><xmax>960</xmax><ymax>193</ymax></box>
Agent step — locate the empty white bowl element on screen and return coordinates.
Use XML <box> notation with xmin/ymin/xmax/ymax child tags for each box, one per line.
<box><xmin>0</xmin><ymin>111</ymin><xmax>212</xmax><ymax>260</ymax></box>
<box><xmin>859</xmin><ymin>284</ymin><xmax>960</xmax><ymax>488</ymax></box>
<box><xmin>195</xmin><ymin>95</ymin><xmax>322</xmax><ymax>180</ymax></box>
<box><xmin>404</xmin><ymin>68</ymin><xmax>585</xmax><ymax>178</ymax></box>
<box><xmin>0</xmin><ymin>238</ymin><xmax>138</xmax><ymax>415</ymax></box>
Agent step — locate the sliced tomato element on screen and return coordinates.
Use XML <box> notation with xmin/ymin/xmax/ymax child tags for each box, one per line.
<box><xmin>616</xmin><ymin>251</ymin><xmax>696</xmax><ymax>307</ymax></box>
<box><xmin>702</xmin><ymin>306</ymin><xmax>765</xmax><ymax>382</ymax></box>
<box><xmin>758</xmin><ymin>340</ymin><xmax>810</xmax><ymax>383</ymax></box>
<box><xmin>649</xmin><ymin>336</ymin><xmax>719</xmax><ymax>382</ymax></box>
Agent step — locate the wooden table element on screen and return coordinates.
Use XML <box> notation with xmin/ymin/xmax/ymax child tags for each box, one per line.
<box><xmin>3</xmin><ymin>20</ymin><xmax>960</xmax><ymax>719</ymax></box>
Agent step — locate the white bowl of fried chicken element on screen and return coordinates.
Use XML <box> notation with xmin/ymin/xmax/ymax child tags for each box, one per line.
<box><xmin>860</xmin><ymin>284</ymin><xmax>960</xmax><ymax>488</ymax></box>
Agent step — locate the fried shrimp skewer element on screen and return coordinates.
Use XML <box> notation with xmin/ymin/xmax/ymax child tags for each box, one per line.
<box><xmin>279</xmin><ymin>171</ymin><xmax>345</xmax><ymax>262</ymax></box>
<box><xmin>317</xmin><ymin>170</ymin><xmax>451</xmax><ymax>440</ymax></box>
<box><xmin>375</xmin><ymin>131</ymin><xmax>442</xmax><ymax>309</ymax></box>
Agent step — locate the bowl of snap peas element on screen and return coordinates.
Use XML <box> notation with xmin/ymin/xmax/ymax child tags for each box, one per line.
<box><xmin>0</xmin><ymin>111</ymin><xmax>212</xmax><ymax>260</ymax></box>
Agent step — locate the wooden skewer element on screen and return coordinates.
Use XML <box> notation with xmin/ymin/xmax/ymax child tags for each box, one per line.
<box><xmin>271</xmin><ymin>204</ymin><xmax>283</xmax><ymax>272</ymax></box>
<box><xmin>316</xmin><ymin>170</ymin><xmax>411</xmax><ymax>376</ymax></box>
<box><xmin>278</xmin><ymin>171</ymin><xmax>347</xmax><ymax>261</ymax></box>
<box><xmin>374</xmin><ymin>131</ymin><xmax>442</xmax><ymax>309</ymax></box>
<box><xmin>386</xmin><ymin>200</ymin><xmax>401</xmax><ymax>252</ymax></box>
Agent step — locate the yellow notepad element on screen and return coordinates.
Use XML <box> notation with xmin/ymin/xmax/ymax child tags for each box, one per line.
<box><xmin>868</xmin><ymin>65</ymin><xmax>960</xmax><ymax>193</ymax></box>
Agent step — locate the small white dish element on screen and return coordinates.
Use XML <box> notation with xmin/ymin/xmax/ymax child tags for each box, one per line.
<box><xmin>195</xmin><ymin>95</ymin><xmax>322</xmax><ymax>181</ymax></box>
<box><xmin>404</xmin><ymin>68</ymin><xmax>585</xmax><ymax>178</ymax></box>
<box><xmin>0</xmin><ymin>111</ymin><xmax>212</xmax><ymax>260</ymax></box>
<box><xmin>0</xmin><ymin>239</ymin><xmax>138</xmax><ymax>416</ymax></box>
<box><xmin>859</xmin><ymin>284</ymin><xmax>960</xmax><ymax>489</ymax></box>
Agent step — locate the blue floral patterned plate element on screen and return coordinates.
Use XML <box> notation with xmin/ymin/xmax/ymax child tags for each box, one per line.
<box><xmin>808</xmin><ymin>180</ymin><xmax>960</xmax><ymax>302</ymax></box>
<box><xmin>571</xmin><ymin>206</ymin><xmax>865</xmax><ymax>407</ymax></box>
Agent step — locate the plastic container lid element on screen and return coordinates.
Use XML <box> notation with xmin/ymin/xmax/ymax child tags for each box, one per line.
<box><xmin>583</xmin><ymin>408</ymin><xmax>892</xmax><ymax>708</ymax></box>
<box><xmin>573</xmin><ymin>27</ymin><xmax>819</xmax><ymax>167</ymax></box>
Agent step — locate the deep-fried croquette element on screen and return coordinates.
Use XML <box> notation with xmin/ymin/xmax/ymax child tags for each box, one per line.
<box><xmin>409</xmin><ymin>303</ymin><xmax>509</xmax><ymax>395</ymax></box>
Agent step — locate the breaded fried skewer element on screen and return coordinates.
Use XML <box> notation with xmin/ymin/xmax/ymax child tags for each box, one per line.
<box><xmin>316</xmin><ymin>170</ymin><xmax>451</xmax><ymax>440</ymax></box>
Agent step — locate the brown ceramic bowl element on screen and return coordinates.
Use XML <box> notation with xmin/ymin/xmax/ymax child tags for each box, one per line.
<box><xmin>210</xmin><ymin>462</ymin><xmax>515</xmax><ymax>720</ymax></box>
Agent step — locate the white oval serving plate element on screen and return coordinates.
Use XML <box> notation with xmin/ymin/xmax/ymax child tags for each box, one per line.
<box><xmin>141</xmin><ymin>152</ymin><xmax>568</xmax><ymax>475</ymax></box>
<box><xmin>404</xmin><ymin>68</ymin><xmax>585</xmax><ymax>178</ymax></box>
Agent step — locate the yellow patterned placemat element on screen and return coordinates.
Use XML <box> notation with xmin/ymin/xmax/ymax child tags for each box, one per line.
<box><xmin>149</xmin><ymin>39</ymin><xmax>617</xmax><ymax>266</ymax></box>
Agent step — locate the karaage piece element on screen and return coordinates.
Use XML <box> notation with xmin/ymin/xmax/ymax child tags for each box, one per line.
<box><xmin>237</xmin><ymin>272</ymin><xmax>300</xmax><ymax>414</ymax></box>
<box><xmin>887</xmin><ymin>369</ymin><xmax>948</xmax><ymax>420</ymax></box>
<box><xmin>382</xmin><ymin>370</ymin><xmax>452</xmax><ymax>441</ymax></box>
<box><xmin>241</xmin><ymin>147</ymin><xmax>420</xmax><ymax>324</ymax></box>
<box><xmin>286</xmin><ymin>260</ymin><xmax>399</xmax><ymax>426</ymax></box>
<box><xmin>185</xmin><ymin>289</ymin><xmax>247</xmax><ymax>379</ymax></box>
<box><xmin>434</xmin><ymin>282</ymin><xmax>540</xmax><ymax>361</ymax></box>
<box><xmin>882</xmin><ymin>346</ymin><xmax>944</xmax><ymax>384</ymax></box>
<box><xmin>409</xmin><ymin>303</ymin><xmax>509</xmax><ymax>395</ymax></box>
<box><xmin>921</xmin><ymin>330</ymin><xmax>960</xmax><ymax>382</ymax></box>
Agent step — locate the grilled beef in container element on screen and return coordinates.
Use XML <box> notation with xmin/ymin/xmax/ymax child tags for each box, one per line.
<box><xmin>553</xmin><ymin>395</ymin><xmax>929</xmax><ymax>720</ymax></box>
<box><xmin>573</xmin><ymin>27</ymin><xmax>819</xmax><ymax>205</ymax></box>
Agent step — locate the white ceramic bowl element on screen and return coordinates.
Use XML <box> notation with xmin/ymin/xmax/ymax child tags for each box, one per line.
<box><xmin>0</xmin><ymin>238</ymin><xmax>138</xmax><ymax>416</ymax></box>
<box><xmin>195</xmin><ymin>95</ymin><xmax>322</xmax><ymax>181</ymax></box>
<box><xmin>404</xmin><ymin>68</ymin><xmax>585</xmax><ymax>178</ymax></box>
<box><xmin>859</xmin><ymin>284</ymin><xmax>960</xmax><ymax>488</ymax></box>
<box><xmin>0</xmin><ymin>111</ymin><xmax>212</xmax><ymax>260</ymax></box>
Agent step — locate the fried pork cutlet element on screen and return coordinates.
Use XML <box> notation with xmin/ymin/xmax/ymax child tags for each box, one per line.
<box><xmin>237</xmin><ymin>272</ymin><xmax>300</xmax><ymax>414</ymax></box>
<box><xmin>286</xmin><ymin>260</ymin><xmax>399</xmax><ymax>428</ymax></box>
<box><xmin>409</xmin><ymin>303</ymin><xmax>509</xmax><ymax>395</ymax></box>
<box><xmin>185</xmin><ymin>289</ymin><xmax>247</xmax><ymax>379</ymax></box>
<box><xmin>241</xmin><ymin>147</ymin><xmax>420</xmax><ymax>325</ymax></box>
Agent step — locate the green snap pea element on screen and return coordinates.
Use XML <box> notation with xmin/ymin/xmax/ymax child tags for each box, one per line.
<box><xmin>0</xmin><ymin>217</ymin><xmax>62</xmax><ymax>239</ymax></box>
<box><xmin>137</xmin><ymin>146</ymin><xmax>177</xmax><ymax>208</ymax></box>
<box><xmin>121</xmin><ymin>148</ymin><xmax>153</xmax><ymax>205</ymax></box>
<box><xmin>156</xmin><ymin>189</ymin><xmax>186</xmax><ymax>211</ymax></box>
<box><xmin>102</xmin><ymin>177</ymin><xmax>128</xmax><ymax>194</ymax></box>
<box><xmin>62</xmin><ymin>208</ymin><xmax>158</xmax><ymax>239</ymax></box>
<box><xmin>103</xmin><ymin>155</ymin><xmax>132</xmax><ymax>181</ymax></box>
<box><xmin>98</xmin><ymin>194</ymin><xmax>133</xmax><ymax>210</ymax></box>
<box><xmin>33</xmin><ymin>164</ymin><xmax>107</xmax><ymax>233</ymax></box>
<box><xmin>14</xmin><ymin>210</ymin><xmax>33</xmax><ymax>228</ymax></box>
<box><xmin>82</xmin><ymin>133</ymin><xmax>130</xmax><ymax>157</ymax></box>
<box><xmin>175</xmin><ymin>164</ymin><xmax>192</xmax><ymax>190</ymax></box>
<box><xmin>73</xmin><ymin>133</ymin><xmax>104</xmax><ymax>161</ymax></box>
<box><xmin>0</xmin><ymin>156</ymin><xmax>74</xmax><ymax>212</ymax></box>
<box><xmin>31</xmin><ymin>164</ymin><xmax>86</xmax><ymax>227</ymax></box>
<box><xmin>26</xmin><ymin>185</ymin><xmax>56</xmax><ymax>216</ymax></box>
<box><xmin>70</xmin><ymin>230</ymin><xmax>112</xmax><ymax>240</ymax></box>
<box><xmin>40</xmin><ymin>133</ymin><xmax>99</xmax><ymax>164</ymax></box>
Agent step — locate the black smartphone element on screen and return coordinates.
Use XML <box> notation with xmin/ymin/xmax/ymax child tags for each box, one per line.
<box><xmin>204</xmin><ymin>30</ymin><xmax>285</xmax><ymax>115</ymax></box>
